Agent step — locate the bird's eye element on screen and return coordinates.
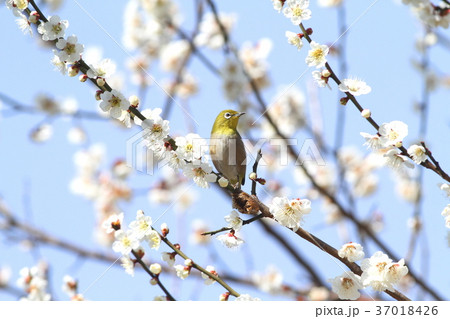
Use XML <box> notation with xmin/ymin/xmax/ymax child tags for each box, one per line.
<box><xmin>224</xmin><ymin>112</ymin><xmax>232</xmax><ymax>119</ymax></box>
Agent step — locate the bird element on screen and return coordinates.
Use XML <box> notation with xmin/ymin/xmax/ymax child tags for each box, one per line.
<box><xmin>210</xmin><ymin>109</ymin><xmax>247</xmax><ymax>188</ymax></box>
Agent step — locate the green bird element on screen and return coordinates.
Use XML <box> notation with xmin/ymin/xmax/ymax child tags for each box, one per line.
<box><xmin>210</xmin><ymin>109</ymin><xmax>247</xmax><ymax>187</ymax></box>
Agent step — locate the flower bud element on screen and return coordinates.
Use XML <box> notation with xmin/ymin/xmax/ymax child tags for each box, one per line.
<box><xmin>219</xmin><ymin>292</ymin><xmax>230</xmax><ymax>301</ymax></box>
<box><xmin>361</xmin><ymin>109</ymin><xmax>371</xmax><ymax>118</ymax></box>
<box><xmin>340</xmin><ymin>97</ymin><xmax>349</xmax><ymax>106</ymax></box>
<box><xmin>184</xmin><ymin>259</ymin><xmax>193</xmax><ymax>267</ymax></box>
<box><xmin>321</xmin><ymin>69</ymin><xmax>331</xmax><ymax>78</ymax></box>
<box><xmin>161</xmin><ymin>223</ymin><xmax>169</xmax><ymax>237</ymax></box>
<box><xmin>79</xmin><ymin>74</ymin><xmax>88</xmax><ymax>82</ymax></box>
<box><xmin>218</xmin><ymin>177</ymin><xmax>229</xmax><ymax>187</ymax></box>
<box><xmin>150</xmin><ymin>278</ymin><xmax>158</xmax><ymax>285</ymax></box>
<box><xmin>29</xmin><ymin>11</ymin><xmax>39</xmax><ymax>24</ymax></box>
<box><xmin>95</xmin><ymin>90</ymin><xmax>103</xmax><ymax>101</ymax></box>
<box><xmin>134</xmin><ymin>246</ymin><xmax>145</xmax><ymax>259</ymax></box>
<box><xmin>150</xmin><ymin>263</ymin><xmax>162</xmax><ymax>275</ymax></box>
<box><xmin>96</xmin><ymin>77</ymin><xmax>105</xmax><ymax>87</ymax></box>
<box><xmin>256</xmin><ymin>178</ymin><xmax>266</xmax><ymax>185</ymax></box>
<box><xmin>68</xmin><ymin>66</ymin><xmax>79</xmax><ymax>77</ymax></box>
<box><xmin>129</xmin><ymin>95</ymin><xmax>140</xmax><ymax>107</ymax></box>
<box><xmin>249</xmin><ymin>172</ymin><xmax>257</xmax><ymax>180</ymax></box>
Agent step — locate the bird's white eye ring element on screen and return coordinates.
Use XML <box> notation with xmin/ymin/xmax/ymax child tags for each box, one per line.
<box><xmin>224</xmin><ymin>112</ymin><xmax>232</xmax><ymax>119</ymax></box>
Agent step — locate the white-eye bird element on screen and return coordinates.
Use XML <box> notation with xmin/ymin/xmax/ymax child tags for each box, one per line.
<box><xmin>210</xmin><ymin>110</ymin><xmax>247</xmax><ymax>187</ymax></box>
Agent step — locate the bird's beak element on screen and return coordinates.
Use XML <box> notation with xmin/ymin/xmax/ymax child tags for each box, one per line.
<box><xmin>236</xmin><ymin>112</ymin><xmax>245</xmax><ymax>117</ymax></box>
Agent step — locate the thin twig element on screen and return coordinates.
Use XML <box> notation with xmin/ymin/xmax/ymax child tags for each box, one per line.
<box><xmin>159</xmin><ymin>231</ymin><xmax>240</xmax><ymax>297</ymax></box>
<box><xmin>131</xmin><ymin>250</ymin><xmax>176</xmax><ymax>301</ymax></box>
<box><xmin>251</xmin><ymin>149</ymin><xmax>263</xmax><ymax>196</ymax></box>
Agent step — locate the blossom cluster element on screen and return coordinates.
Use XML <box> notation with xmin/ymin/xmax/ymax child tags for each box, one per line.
<box><xmin>268</xmin><ymin>196</ymin><xmax>312</xmax><ymax>231</ymax></box>
<box><xmin>107</xmin><ymin>210</ymin><xmax>161</xmax><ymax>277</ymax></box>
<box><xmin>16</xmin><ymin>264</ymin><xmax>51</xmax><ymax>301</ymax></box>
<box><xmin>134</xmin><ymin>110</ymin><xmax>218</xmax><ymax>188</ymax></box>
<box><xmin>221</xmin><ymin>38</ymin><xmax>273</xmax><ymax>102</ymax></box>
<box><xmin>122</xmin><ymin>0</ymin><xmax>199</xmax><ymax>99</ymax></box>
<box><xmin>262</xmin><ymin>85</ymin><xmax>306</xmax><ymax>137</ymax></box>
<box><xmin>62</xmin><ymin>275</ymin><xmax>84</xmax><ymax>301</ymax></box>
<box><xmin>277</xmin><ymin>1</ymin><xmax>372</xmax><ymax>101</ymax></box>
<box><xmin>251</xmin><ymin>265</ymin><xmax>283</xmax><ymax>295</ymax></box>
<box><xmin>338</xmin><ymin>147</ymin><xmax>382</xmax><ymax>197</ymax></box>
<box><xmin>403</xmin><ymin>0</ymin><xmax>450</xmax><ymax>28</ymax></box>
<box><xmin>360</xmin><ymin>120</ymin><xmax>428</xmax><ymax>171</ymax></box>
<box><xmin>70</xmin><ymin>145</ymin><xmax>132</xmax><ymax>246</ymax></box>
<box><xmin>330</xmin><ymin>244</ymin><xmax>409</xmax><ymax>300</ymax></box>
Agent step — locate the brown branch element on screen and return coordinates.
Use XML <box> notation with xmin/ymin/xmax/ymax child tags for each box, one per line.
<box><xmin>251</xmin><ymin>149</ymin><xmax>263</xmax><ymax>196</ymax></box>
<box><xmin>251</xmin><ymin>194</ymin><xmax>411</xmax><ymax>301</ymax></box>
<box><xmin>299</xmin><ymin>23</ymin><xmax>450</xmax><ymax>183</ymax></box>
<box><xmin>0</xmin><ymin>92</ymin><xmax>107</xmax><ymax>121</ymax></box>
<box><xmin>158</xmin><ymin>233</ymin><xmax>240</xmax><ymax>297</ymax></box>
<box><xmin>203</xmin><ymin>0</ymin><xmax>442</xmax><ymax>300</ymax></box>
<box><xmin>131</xmin><ymin>250</ymin><xmax>176</xmax><ymax>301</ymax></box>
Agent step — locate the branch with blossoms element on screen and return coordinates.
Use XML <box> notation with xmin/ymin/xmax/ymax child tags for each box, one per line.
<box><xmin>1</xmin><ymin>201</ymin><xmax>315</xmax><ymax>299</ymax></box>
<box><xmin>205</xmin><ymin>0</ymin><xmax>444</xmax><ymax>299</ymax></box>
<box><xmin>205</xmin><ymin>188</ymin><xmax>411</xmax><ymax>301</ymax></box>
<box><xmin>307</xmin><ymin>40</ymin><xmax>446</xmax><ymax>182</ymax></box>
<box><xmin>198</xmin><ymin>0</ymin><xmax>447</xmax><ymax>300</ymax></box>
<box><xmin>107</xmin><ymin>209</ymin><xmax>246</xmax><ymax>300</ymax></box>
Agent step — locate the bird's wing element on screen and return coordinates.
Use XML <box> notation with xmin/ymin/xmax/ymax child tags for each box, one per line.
<box><xmin>236</xmin><ymin>132</ymin><xmax>247</xmax><ymax>185</ymax></box>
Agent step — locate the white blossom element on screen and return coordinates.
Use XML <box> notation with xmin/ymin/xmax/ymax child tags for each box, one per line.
<box><xmin>384</xmin><ymin>149</ymin><xmax>414</xmax><ymax>170</ymax></box>
<box><xmin>271</xmin><ymin>0</ymin><xmax>284</xmax><ymax>12</ymax></box>
<box><xmin>251</xmin><ymin>266</ymin><xmax>283</xmax><ymax>294</ymax></box>
<box><xmin>182</xmin><ymin>162</ymin><xmax>217</xmax><ymax>188</ymax></box>
<box><xmin>216</xmin><ymin>232</ymin><xmax>244</xmax><ymax>249</ymax></box>
<box><xmin>378</xmin><ymin>121</ymin><xmax>408</xmax><ymax>147</ymax></box>
<box><xmin>201</xmin><ymin>266</ymin><xmax>218</xmax><ymax>285</ymax></box>
<box><xmin>55</xmin><ymin>35</ymin><xmax>84</xmax><ymax>63</ymax></box>
<box><xmin>338</xmin><ymin>242</ymin><xmax>365</xmax><ymax>262</ymax></box>
<box><xmin>441</xmin><ymin>204</ymin><xmax>450</xmax><ymax>228</ymax></box>
<box><xmin>120</xmin><ymin>256</ymin><xmax>135</xmax><ymax>277</ymax></box>
<box><xmin>338</xmin><ymin>78</ymin><xmax>372</xmax><ymax>96</ymax></box>
<box><xmin>306</xmin><ymin>41</ymin><xmax>329</xmax><ymax>68</ymax></box>
<box><xmin>174</xmin><ymin>265</ymin><xmax>190</xmax><ymax>279</ymax></box>
<box><xmin>194</xmin><ymin>12</ymin><xmax>236</xmax><ymax>49</ymax></box>
<box><xmin>129</xmin><ymin>210</ymin><xmax>153</xmax><ymax>240</ymax></box>
<box><xmin>312</xmin><ymin>69</ymin><xmax>330</xmax><ymax>88</ymax></box>
<box><xmin>141</xmin><ymin>116</ymin><xmax>170</xmax><ymax>144</ymax></box>
<box><xmin>15</xmin><ymin>12</ymin><xmax>32</xmax><ymax>35</ymax></box>
<box><xmin>37</xmin><ymin>15</ymin><xmax>68</xmax><ymax>41</ymax></box>
<box><xmin>161</xmin><ymin>252</ymin><xmax>176</xmax><ymax>267</ymax></box>
<box><xmin>6</xmin><ymin>0</ymin><xmax>29</xmax><ymax>16</ymax></box>
<box><xmin>282</xmin><ymin>0</ymin><xmax>312</xmax><ymax>25</ymax></box>
<box><xmin>285</xmin><ymin>31</ymin><xmax>303</xmax><ymax>50</ymax></box>
<box><xmin>329</xmin><ymin>272</ymin><xmax>363</xmax><ymax>300</ymax></box>
<box><xmin>224</xmin><ymin>210</ymin><xmax>243</xmax><ymax>231</ymax></box>
<box><xmin>112</xmin><ymin>230</ymin><xmax>140</xmax><ymax>255</ymax></box>
<box><xmin>407</xmin><ymin>144</ymin><xmax>427</xmax><ymax>164</ymax></box>
<box><xmin>361</xmin><ymin>251</ymin><xmax>408</xmax><ymax>292</ymax></box>
<box><xmin>235</xmin><ymin>294</ymin><xmax>261</xmax><ymax>301</ymax></box>
<box><xmin>269</xmin><ymin>197</ymin><xmax>311</xmax><ymax>231</ymax></box>
<box><xmin>360</xmin><ymin>132</ymin><xmax>384</xmax><ymax>150</ymax></box>
<box><xmin>147</xmin><ymin>230</ymin><xmax>161</xmax><ymax>250</ymax></box>
<box><xmin>99</xmin><ymin>89</ymin><xmax>129</xmax><ymax>119</ymax></box>
<box><xmin>102</xmin><ymin>212</ymin><xmax>124</xmax><ymax>233</ymax></box>
<box><xmin>175</xmin><ymin>133</ymin><xmax>209</xmax><ymax>162</ymax></box>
